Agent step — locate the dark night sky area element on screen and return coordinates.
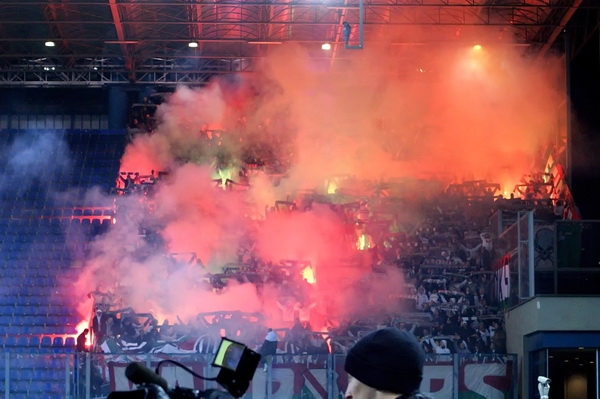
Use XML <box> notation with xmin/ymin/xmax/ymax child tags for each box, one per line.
<box><xmin>569</xmin><ymin>28</ymin><xmax>600</xmax><ymax>219</ymax></box>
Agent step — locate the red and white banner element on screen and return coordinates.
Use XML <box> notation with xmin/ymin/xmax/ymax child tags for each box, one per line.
<box><xmin>107</xmin><ymin>357</ymin><xmax>514</xmax><ymax>399</ymax></box>
<box><xmin>108</xmin><ymin>360</ymin><xmax>208</xmax><ymax>392</ymax></box>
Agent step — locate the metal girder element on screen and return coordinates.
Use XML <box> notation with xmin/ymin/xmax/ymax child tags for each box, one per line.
<box><xmin>43</xmin><ymin>4</ymin><xmax>70</xmax><ymax>56</ymax></box>
<box><xmin>533</xmin><ymin>0</ymin><xmax>583</xmax><ymax>59</ymax></box>
<box><xmin>0</xmin><ymin>3</ymin><xmax>585</xmax><ymax>26</ymax></box>
<box><xmin>0</xmin><ymin>0</ymin><xmax>588</xmax><ymax>85</ymax></box>
<box><xmin>108</xmin><ymin>0</ymin><xmax>134</xmax><ymax>79</ymax></box>
<box><xmin>564</xmin><ymin>0</ymin><xmax>600</xmax><ymax>60</ymax></box>
<box><xmin>0</xmin><ymin>69</ymin><xmax>225</xmax><ymax>87</ymax></box>
<box><xmin>0</xmin><ymin>70</ymin><xmax>130</xmax><ymax>87</ymax></box>
<box><xmin>0</xmin><ymin>0</ymin><xmax>588</xmax><ymax>6</ymax></box>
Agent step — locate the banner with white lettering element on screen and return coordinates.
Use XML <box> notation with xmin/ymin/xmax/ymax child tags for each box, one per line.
<box><xmin>107</xmin><ymin>356</ymin><xmax>514</xmax><ymax>399</ymax></box>
<box><xmin>108</xmin><ymin>360</ymin><xmax>208</xmax><ymax>392</ymax></box>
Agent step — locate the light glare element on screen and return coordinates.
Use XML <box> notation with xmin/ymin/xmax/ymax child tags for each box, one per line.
<box><xmin>45</xmin><ymin>41</ymin><xmax>55</xmax><ymax>47</ymax></box>
<box><xmin>473</xmin><ymin>44</ymin><xmax>482</xmax><ymax>51</ymax></box>
<box><xmin>321</xmin><ymin>43</ymin><xmax>331</xmax><ymax>51</ymax></box>
<box><xmin>188</xmin><ymin>41</ymin><xmax>198</xmax><ymax>48</ymax></box>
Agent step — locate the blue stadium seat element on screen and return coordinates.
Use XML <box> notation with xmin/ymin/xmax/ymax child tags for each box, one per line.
<box><xmin>20</xmin><ymin>369</ymin><xmax>34</xmax><ymax>380</ymax></box>
<box><xmin>8</xmin><ymin>367</ymin><xmax>19</xmax><ymax>379</ymax></box>
<box><xmin>29</xmin><ymin>335</ymin><xmax>40</xmax><ymax>347</ymax></box>
<box><xmin>33</xmin><ymin>368</ymin><xmax>45</xmax><ymax>380</ymax></box>
<box><xmin>20</xmin><ymin>325</ymin><xmax>32</xmax><ymax>334</ymax></box>
<box><xmin>43</xmin><ymin>326</ymin><xmax>58</xmax><ymax>335</ymax></box>
<box><xmin>52</xmin><ymin>336</ymin><xmax>63</xmax><ymax>348</ymax></box>
<box><xmin>64</xmin><ymin>325</ymin><xmax>77</xmax><ymax>334</ymax></box>
<box><xmin>31</xmin><ymin>326</ymin><xmax>44</xmax><ymax>335</ymax></box>
<box><xmin>11</xmin><ymin>391</ymin><xmax>28</xmax><ymax>399</ymax></box>
<box><xmin>6</xmin><ymin>326</ymin><xmax>21</xmax><ymax>335</ymax></box>
<box><xmin>64</xmin><ymin>336</ymin><xmax>75</xmax><ymax>351</ymax></box>
<box><xmin>19</xmin><ymin>288</ymin><xmax>36</xmax><ymax>296</ymax></box>
<box><xmin>28</xmin><ymin>296</ymin><xmax>45</xmax><ymax>306</ymax></box>
<box><xmin>16</xmin><ymin>336</ymin><xmax>28</xmax><ymax>347</ymax></box>
<box><xmin>19</xmin><ymin>356</ymin><xmax>38</xmax><ymax>368</ymax></box>
<box><xmin>13</xmin><ymin>305</ymin><xmax>26</xmax><ymax>314</ymax></box>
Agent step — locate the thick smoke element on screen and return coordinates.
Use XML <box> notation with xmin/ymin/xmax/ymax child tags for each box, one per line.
<box><xmin>0</xmin><ymin>131</ymin><xmax>76</xmax><ymax>300</ymax></box>
<box><xmin>71</xmin><ymin>29</ymin><xmax>565</xmax><ymax>330</ymax></box>
<box><xmin>0</xmin><ymin>130</ymin><xmax>71</xmax><ymax>198</ymax></box>
<box><xmin>253</xmin><ymin>41</ymin><xmax>563</xmax><ymax>191</ymax></box>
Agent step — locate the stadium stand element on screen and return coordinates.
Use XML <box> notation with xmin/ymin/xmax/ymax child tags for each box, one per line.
<box><xmin>0</xmin><ymin>126</ymin><xmax>583</xmax><ymax>397</ymax></box>
<box><xmin>0</xmin><ymin>129</ymin><xmax>126</xmax><ymax>398</ymax></box>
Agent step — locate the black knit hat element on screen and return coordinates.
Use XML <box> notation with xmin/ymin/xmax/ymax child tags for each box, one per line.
<box><xmin>344</xmin><ymin>327</ymin><xmax>425</xmax><ymax>394</ymax></box>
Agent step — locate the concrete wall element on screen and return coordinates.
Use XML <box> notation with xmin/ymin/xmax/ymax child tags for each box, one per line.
<box><xmin>505</xmin><ymin>296</ymin><xmax>600</xmax><ymax>398</ymax></box>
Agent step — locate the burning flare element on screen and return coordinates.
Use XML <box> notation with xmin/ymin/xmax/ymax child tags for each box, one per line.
<box><xmin>302</xmin><ymin>265</ymin><xmax>316</xmax><ymax>284</ymax></box>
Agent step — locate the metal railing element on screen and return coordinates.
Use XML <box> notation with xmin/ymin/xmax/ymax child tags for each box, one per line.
<box><xmin>0</xmin><ymin>352</ymin><xmax>517</xmax><ymax>399</ymax></box>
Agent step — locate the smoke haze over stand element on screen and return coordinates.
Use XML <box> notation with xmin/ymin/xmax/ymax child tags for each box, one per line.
<box><xmin>71</xmin><ymin>32</ymin><xmax>566</xmax><ymax>331</ymax></box>
<box><xmin>0</xmin><ymin>131</ymin><xmax>72</xmax><ymax>199</ymax></box>
<box><xmin>256</xmin><ymin>42</ymin><xmax>563</xmax><ymax>188</ymax></box>
<box><xmin>0</xmin><ymin>131</ymin><xmax>74</xmax><ymax>302</ymax></box>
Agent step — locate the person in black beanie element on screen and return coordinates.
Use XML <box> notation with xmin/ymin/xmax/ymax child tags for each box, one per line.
<box><xmin>344</xmin><ymin>327</ymin><xmax>433</xmax><ymax>399</ymax></box>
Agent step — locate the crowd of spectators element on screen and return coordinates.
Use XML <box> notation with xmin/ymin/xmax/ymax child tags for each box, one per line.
<box><xmin>127</xmin><ymin>96</ymin><xmax>163</xmax><ymax>134</ymax></box>
<box><xmin>90</xmin><ymin>124</ymin><xmax>572</xmax><ymax>360</ymax></box>
<box><xmin>90</xmin><ymin>189</ymin><xmax>557</xmax><ymax>359</ymax></box>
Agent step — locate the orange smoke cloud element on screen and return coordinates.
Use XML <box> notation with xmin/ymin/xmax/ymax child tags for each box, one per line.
<box><xmin>251</xmin><ymin>41</ymin><xmax>562</xmax><ymax>191</ymax></box>
<box><xmin>71</xmin><ymin>26</ymin><xmax>565</xmax><ymax>327</ymax></box>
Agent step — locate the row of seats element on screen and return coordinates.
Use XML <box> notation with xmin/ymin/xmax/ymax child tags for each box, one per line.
<box><xmin>0</xmin><ymin>354</ymin><xmax>69</xmax><ymax>369</ymax></box>
<box><xmin>0</xmin><ymin>305</ymin><xmax>73</xmax><ymax>315</ymax></box>
<box><xmin>1</xmin><ymin>218</ymin><xmax>111</xmax><ymax>229</ymax></box>
<box><xmin>4</xmin><ymin>385</ymin><xmax>64</xmax><ymax>399</ymax></box>
<box><xmin>6</xmin><ymin>367</ymin><xmax>66</xmax><ymax>380</ymax></box>
<box><xmin>5</xmin><ymin>388</ymin><xmax>66</xmax><ymax>399</ymax></box>
<box><xmin>2</xmin><ymin>268</ymin><xmax>64</xmax><ymax>277</ymax></box>
<box><xmin>10</xmin><ymin>280</ymin><xmax>57</xmax><ymax>288</ymax></box>
<box><xmin>0</xmin><ymin>311</ymin><xmax>77</xmax><ymax>322</ymax></box>
<box><xmin>0</xmin><ymin>276</ymin><xmax>57</xmax><ymax>287</ymax></box>
<box><xmin>0</xmin><ymin>300</ymin><xmax>59</xmax><ymax>309</ymax></box>
<box><xmin>3</xmin><ymin>208</ymin><xmax>115</xmax><ymax>219</ymax></box>
<box><xmin>0</xmin><ymin>335</ymin><xmax>76</xmax><ymax>351</ymax></box>
<box><xmin>4</xmin><ymin>257</ymin><xmax>70</xmax><ymax>266</ymax></box>
<box><xmin>0</xmin><ymin>325</ymin><xmax>78</xmax><ymax>335</ymax></box>
<box><xmin>0</xmin><ymin>130</ymin><xmax>126</xmax><ymax>398</ymax></box>
<box><xmin>0</xmin><ymin>128</ymin><xmax>125</xmax><ymax>135</ymax></box>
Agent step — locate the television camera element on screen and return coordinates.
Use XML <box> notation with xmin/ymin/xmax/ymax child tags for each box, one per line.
<box><xmin>108</xmin><ymin>337</ymin><xmax>261</xmax><ymax>399</ymax></box>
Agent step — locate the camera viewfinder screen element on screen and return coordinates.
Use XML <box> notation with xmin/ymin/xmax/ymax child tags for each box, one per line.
<box><xmin>213</xmin><ymin>338</ymin><xmax>245</xmax><ymax>371</ymax></box>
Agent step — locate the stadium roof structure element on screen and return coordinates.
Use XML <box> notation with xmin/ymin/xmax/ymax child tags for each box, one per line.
<box><xmin>0</xmin><ymin>0</ymin><xmax>594</xmax><ymax>86</ymax></box>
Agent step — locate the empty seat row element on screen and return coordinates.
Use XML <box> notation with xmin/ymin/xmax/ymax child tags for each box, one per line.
<box><xmin>0</xmin><ymin>335</ymin><xmax>76</xmax><ymax>352</ymax></box>
<box><xmin>0</xmin><ymin>324</ymin><xmax>77</xmax><ymax>335</ymax></box>
<box><xmin>1</xmin><ymin>313</ymin><xmax>79</xmax><ymax>324</ymax></box>
<box><xmin>2</xmin><ymin>277</ymin><xmax>56</xmax><ymax>287</ymax></box>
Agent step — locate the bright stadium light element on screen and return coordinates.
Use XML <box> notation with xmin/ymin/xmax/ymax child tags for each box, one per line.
<box><xmin>321</xmin><ymin>43</ymin><xmax>331</xmax><ymax>50</ymax></box>
<box><xmin>45</xmin><ymin>41</ymin><xmax>55</xmax><ymax>47</ymax></box>
<box><xmin>188</xmin><ymin>41</ymin><xmax>199</xmax><ymax>48</ymax></box>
